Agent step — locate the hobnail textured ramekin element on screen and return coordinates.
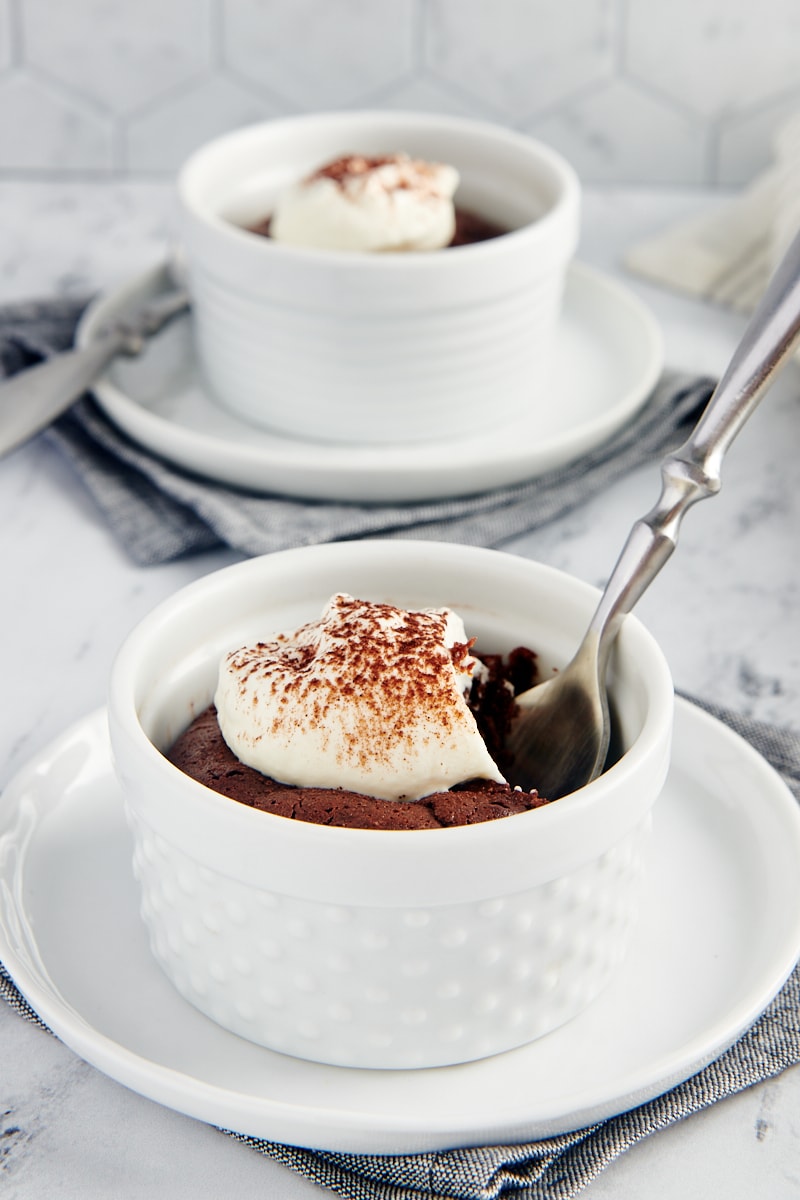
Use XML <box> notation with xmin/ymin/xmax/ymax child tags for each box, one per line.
<box><xmin>178</xmin><ymin>112</ymin><xmax>580</xmax><ymax>444</ymax></box>
<box><xmin>108</xmin><ymin>541</ymin><xmax>673</xmax><ymax>1070</ymax></box>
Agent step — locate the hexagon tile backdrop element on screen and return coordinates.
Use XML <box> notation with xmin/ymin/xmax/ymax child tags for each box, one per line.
<box><xmin>0</xmin><ymin>0</ymin><xmax>799</xmax><ymax>186</ymax></box>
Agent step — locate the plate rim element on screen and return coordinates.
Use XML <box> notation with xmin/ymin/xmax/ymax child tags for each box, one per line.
<box><xmin>2</xmin><ymin>698</ymin><xmax>799</xmax><ymax>1153</ymax></box>
<box><xmin>75</xmin><ymin>260</ymin><xmax>664</xmax><ymax>503</ymax></box>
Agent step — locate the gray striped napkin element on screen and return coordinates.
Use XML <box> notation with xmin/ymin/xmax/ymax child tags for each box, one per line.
<box><xmin>0</xmin><ymin>295</ymin><xmax>714</xmax><ymax>566</ymax></box>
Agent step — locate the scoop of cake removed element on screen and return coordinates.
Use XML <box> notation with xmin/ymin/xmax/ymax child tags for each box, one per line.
<box><xmin>269</xmin><ymin>153</ymin><xmax>460</xmax><ymax>252</ymax></box>
<box><xmin>214</xmin><ymin>593</ymin><xmax>506</xmax><ymax>802</ymax></box>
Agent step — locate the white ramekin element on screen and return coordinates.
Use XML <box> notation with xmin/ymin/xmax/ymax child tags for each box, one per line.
<box><xmin>177</xmin><ymin>112</ymin><xmax>580</xmax><ymax>444</ymax></box>
<box><xmin>108</xmin><ymin>541</ymin><xmax>673</xmax><ymax>1070</ymax></box>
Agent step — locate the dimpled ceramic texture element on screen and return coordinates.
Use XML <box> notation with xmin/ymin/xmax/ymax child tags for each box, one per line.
<box><xmin>127</xmin><ymin>809</ymin><xmax>648</xmax><ymax>1069</ymax></box>
<box><xmin>178</xmin><ymin>112</ymin><xmax>580</xmax><ymax>445</ymax></box>
<box><xmin>109</xmin><ymin>542</ymin><xmax>673</xmax><ymax>1069</ymax></box>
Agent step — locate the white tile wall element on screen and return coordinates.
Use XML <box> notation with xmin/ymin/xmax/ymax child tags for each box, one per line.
<box><xmin>0</xmin><ymin>0</ymin><xmax>797</xmax><ymax>186</ymax></box>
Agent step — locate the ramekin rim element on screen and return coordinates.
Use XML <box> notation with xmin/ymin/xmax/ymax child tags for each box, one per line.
<box><xmin>176</xmin><ymin>110</ymin><xmax>582</xmax><ymax>271</ymax></box>
<box><xmin>108</xmin><ymin>542</ymin><xmax>673</xmax><ymax>848</ymax></box>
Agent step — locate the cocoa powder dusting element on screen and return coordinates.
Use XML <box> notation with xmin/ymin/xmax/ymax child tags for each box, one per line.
<box><xmin>225</xmin><ymin>597</ymin><xmax>470</xmax><ymax>776</ymax></box>
<box><xmin>309</xmin><ymin>154</ymin><xmax>442</xmax><ymax>199</ymax></box>
<box><xmin>311</xmin><ymin>154</ymin><xmax>397</xmax><ymax>185</ymax></box>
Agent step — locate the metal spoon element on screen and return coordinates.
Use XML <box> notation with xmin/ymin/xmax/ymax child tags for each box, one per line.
<box><xmin>508</xmin><ymin>227</ymin><xmax>800</xmax><ymax>800</ymax></box>
<box><xmin>0</xmin><ymin>274</ymin><xmax>188</xmax><ymax>460</ymax></box>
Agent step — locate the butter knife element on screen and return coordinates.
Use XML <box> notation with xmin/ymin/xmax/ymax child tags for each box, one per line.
<box><xmin>0</xmin><ymin>286</ymin><xmax>189</xmax><ymax>459</ymax></box>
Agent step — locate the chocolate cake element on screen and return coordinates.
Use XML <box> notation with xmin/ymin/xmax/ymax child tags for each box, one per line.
<box><xmin>167</xmin><ymin>645</ymin><xmax>549</xmax><ymax>830</ymax></box>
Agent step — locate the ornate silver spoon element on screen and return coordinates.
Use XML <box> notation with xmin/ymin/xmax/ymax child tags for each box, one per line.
<box><xmin>508</xmin><ymin>228</ymin><xmax>800</xmax><ymax>800</ymax></box>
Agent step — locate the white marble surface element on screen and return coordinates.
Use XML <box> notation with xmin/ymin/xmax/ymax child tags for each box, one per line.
<box><xmin>1</xmin><ymin>182</ymin><xmax>799</xmax><ymax>1198</ymax></box>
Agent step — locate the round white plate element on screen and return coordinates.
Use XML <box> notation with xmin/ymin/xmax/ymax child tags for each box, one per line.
<box><xmin>76</xmin><ymin>261</ymin><xmax>663</xmax><ymax>503</ymax></box>
<box><xmin>1</xmin><ymin>700</ymin><xmax>799</xmax><ymax>1155</ymax></box>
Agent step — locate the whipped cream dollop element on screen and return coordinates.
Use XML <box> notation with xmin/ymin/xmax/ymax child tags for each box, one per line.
<box><xmin>269</xmin><ymin>153</ymin><xmax>460</xmax><ymax>252</ymax></box>
<box><xmin>214</xmin><ymin>593</ymin><xmax>505</xmax><ymax>802</ymax></box>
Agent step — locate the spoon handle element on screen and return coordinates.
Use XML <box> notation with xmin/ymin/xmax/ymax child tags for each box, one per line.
<box><xmin>0</xmin><ymin>328</ymin><xmax>133</xmax><ymax>459</ymax></box>
<box><xmin>0</xmin><ymin>286</ymin><xmax>189</xmax><ymax>460</ymax></box>
<box><xmin>588</xmin><ymin>226</ymin><xmax>800</xmax><ymax>665</ymax></box>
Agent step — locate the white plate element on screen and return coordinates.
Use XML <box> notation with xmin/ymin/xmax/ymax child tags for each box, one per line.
<box><xmin>2</xmin><ymin>700</ymin><xmax>800</xmax><ymax>1155</ymax></box>
<box><xmin>76</xmin><ymin>261</ymin><xmax>663</xmax><ymax>503</ymax></box>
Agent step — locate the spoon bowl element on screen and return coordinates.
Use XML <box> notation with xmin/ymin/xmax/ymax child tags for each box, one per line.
<box><xmin>508</xmin><ymin>633</ymin><xmax>608</xmax><ymax>799</ymax></box>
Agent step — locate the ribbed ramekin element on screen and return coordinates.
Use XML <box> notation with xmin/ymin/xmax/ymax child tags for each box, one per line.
<box><xmin>178</xmin><ymin>112</ymin><xmax>580</xmax><ymax>444</ymax></box>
